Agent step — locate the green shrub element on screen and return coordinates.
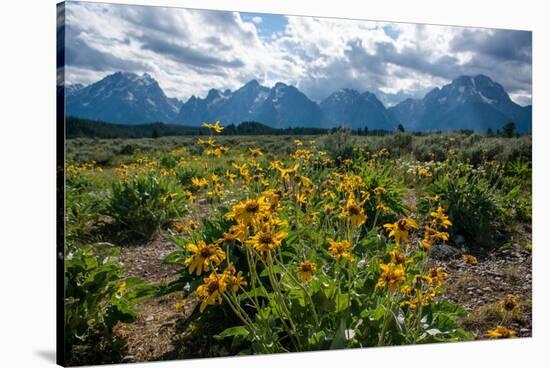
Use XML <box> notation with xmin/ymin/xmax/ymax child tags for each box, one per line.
<box><xmin>381</xmin><ymin>133</ymin><xmax>413</xmax><ymax>157</ymax></box>
<box><xmin>322</xmin><ymin>129</ymin><xmax>355</xmax><ymax>161</ymax></box>
<box><xmin>108</xmin><ymin>174</ymin><xmax>186</xmax><ymax>241</ymax></box>
<box><xmin>421</xmin><ymin>161</ymin><xmax>506</xmax><ymax>247</ymax></box>
<box><xmin>176</xmin><ymin>167</ymin><xmax>204</xmax><ymax>188</ymax></box>
<box><xmin>412</xmin><ymin>143</ymin><xmax>447</xmax><ymax>162</ymax></box>
<box><xmin>66</xmin><ymin>188</ymin><xmax>109</xmax><ymax>244</ymax></box>
<box><xmin>64</xmin><ymin>243</ymin><xmax>154</xmax><ymax>363</ymax></box>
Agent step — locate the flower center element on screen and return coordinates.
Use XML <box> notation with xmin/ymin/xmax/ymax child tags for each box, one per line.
<box><xmin>200</xmin><ymin>246</ymin><xmax>214</xmax><ymax>258</ymax></box>
<box><xmin>245</xmin><ymin>201</ymin><xmax>260</xmax><ymax>213</ymax></box>
<box><xmin>504</xmin><ymin>301</ymin><xmax>516</xmax><ymax>310</ymax></box>
<box><xmin>259</xmin><ymin>232</ymin><xmax>274</xmax><ymax>245</ymax></box>
<box><xmin>207</xmin><ymin>280</ymin><xmax>220</xmax><ymax>293</ymax></box>
<box><xmin>348</xmin><ymin>205</ymin><xmax>361</xmax><ymax>215</ymax></box>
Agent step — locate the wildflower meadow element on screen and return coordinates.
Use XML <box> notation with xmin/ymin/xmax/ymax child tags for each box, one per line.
<box><xmin>63</xmin><ymin>124</ymin><xmax>532</xmax><ymax>364</ymax></box>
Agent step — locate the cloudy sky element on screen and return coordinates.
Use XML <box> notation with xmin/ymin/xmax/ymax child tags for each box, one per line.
<box><xmin>61</xmin><ymin>1</ymin><xmax>532</xmax><ymax>106</ymax></box>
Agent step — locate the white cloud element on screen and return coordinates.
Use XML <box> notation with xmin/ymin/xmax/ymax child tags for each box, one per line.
<box><xmin>63</xmin><ymin>2</ymin><xmax>532</xmax><ymax>106</ymax></box>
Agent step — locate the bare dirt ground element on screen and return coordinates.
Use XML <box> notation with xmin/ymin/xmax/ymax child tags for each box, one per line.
<box><xmin>433</xmin><ymin>243</ymin><xmax>532</xmax><ymax>339</ymax></box>
<box><xmin>113</xmin><ymin>235</ymin><xmax>195</xmax><ymax>363</ymax></box>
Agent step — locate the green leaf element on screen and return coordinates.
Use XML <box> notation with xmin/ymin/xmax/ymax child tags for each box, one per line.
<box><xmin>330</xmin><ymin>319</ymin><xmax>348</xmax><ymax>349</ymax></box>
<box><xmin>214</xmin><ymin>325</ymin><xmax>250</xmax><ymax>340</ymax></box>
<box><xmin>162</xmin><ymin>250</ymin><xmax>185</xmax><ymax>265</ymax></box>
<box><xmin>238</xmin><ymin>287</ymin><xmax>268</xmax><ymax>301</ymax></box>
<box><xmin>259</xmin><ymin>264</ymin><xmax>282</xmax><ymax>277</ymax></box>
<box><xmin>307</xmin><ymin>331</ymin><xmax>326</xmax><ymax>348</ymax></box>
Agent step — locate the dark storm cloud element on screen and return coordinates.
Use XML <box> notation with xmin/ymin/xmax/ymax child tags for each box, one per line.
<box><xmin>138</xmin><ymin>34</ymin><xmax>245</xmax><ymax>70</ymax></box>
<box><xmin>335</xmin><ymin>29</ymin><xmax>531</xmax><ymax>105</ymax></box>
<box><xmin>451</xmin><ymin>29</ymin><xmax>532</xmax><ymax>63</ymax></box>
<box><xmin>65</xmin><ymin>28</ymin><xmax>147</xmax><ymax>73</ymax></box>
<box><xmin>374</xmin><ymin>42</ymin><xmax>461</xmax><ymax>79</ymax></box>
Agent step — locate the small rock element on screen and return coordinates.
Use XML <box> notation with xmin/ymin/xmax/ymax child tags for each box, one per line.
<box><xmin>146</xmin><ymin>315</ymin><xmax>154</xmax><ymax>322</ymax></box>
<box><xmin>429</xmin><ymin>244</ymin><xmax>462</xmax><ymax>261</ymax></box>
<box><xmin>121</xmin><ymin>356</ymin><xmax>135</xmax><ymax>362</ymax></box>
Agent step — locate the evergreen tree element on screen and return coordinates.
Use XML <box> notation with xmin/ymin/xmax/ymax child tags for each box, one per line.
<box><xmin>502</xmin><ymin>122</ymin><xmax>516</xmax><ymax>138</ymax></box>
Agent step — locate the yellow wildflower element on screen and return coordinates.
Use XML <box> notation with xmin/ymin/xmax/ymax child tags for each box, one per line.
<box><xmin>429</xmin><ymin>267</ymin><xmax>448</xmax><ymax>288</ymax></box>
<box><xmin>196</xmin><ymin>272</ymin><xmax>227</xmax><ymax>312</ymax></box>
<box><xmin>328</xmin><ymin>239</ymin><xmax>353</xmax><ymax>261</ymax></box>
<box><xmin>486</xmin><ymin>326</ymin><xmax>516</xmax><ymax>339</ymax></box>
<box><xmin>185</xmin><ymin>240</ymin><xmax>226</xmax><ymax>276</ymax></box>
<box><xmin>388</xmin><ymin>249</ymin><xmax>409</xmax><ymax>265</ymax></box>
<box><xmin>296</xmin><ymin>261</ymin><xmax>317</xmax><ymax>283</ymax></box>
<box><xmin>384</xmin><ymin>218</ymin><xmax>418</xmax><ymax>245</ymax></box>
<box><xmin>463</xmin><ymin>254</ymin><xmax>478</xmax><ymax>265</ymax></box>
<box><xmin>249</xmin><ymin>147</ymin><xmax>263</xmax><ymax>157</ymax></box>
<box><xmin>223</xmin><ymin>264</ymin><xmax>247</xmax><ymax>292</ymax></box>
<box><xmin>376</xmin><ymin>263</ymin><xmax>406</xmax><ymax>291</ymax></box>
<box><xmin>374</xmin><ymin>186</ymin><xmax>387</xmax><ymax>196</ymax></box>
<box><xmin>202</xmin><ymin>121</ymin><xmax>224</xmax><ymax>133</ymax></box>
<box><xmin>499</xmin><ymin>295</ymin><xmax>520</xmax><ymax>315</ymax></box>
<box><xmin>430</xmin><ymin>206</ymin><xmax>452</xmax><ymax>228</ymax></box>
<box><xmin>191</xmin><ymin>177</ymin><xmax>208</xmax><ymax>189</ymax></box>
<box><xmin>223</xmin><ymin>223</ymin><xmax>249</xmax><ymax>243</ymax></box>
<box><xmin>340</xmin><ymin>196</ymin><xmax>367</xmax><ymax>226</ymax></box>
<box><xmin>226</xmin><ymin>197</ymin><xmax>270</xmax><ymax>226</ymax></box>
<box><xmin>246</xmin><ymin>223</ymin><xmax>287</xmax><ymax>254</ymax></box>
<box><xmin>277</xmin><ymin>163</ymin><xmax>299</xmax><ymax>179</ymax></box>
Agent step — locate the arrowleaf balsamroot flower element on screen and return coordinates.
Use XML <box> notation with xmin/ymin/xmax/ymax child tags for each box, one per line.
<box><xmin>202</xmin><ymin>121</ymin><xmax>224</xmax><ymax>133</ymax></box>
<box><xmin>430</xmin><ymin>206</ymin><xmax>452</xmax><ymax>228</ymax></box>
<box><xmin>463</xmin><ymin>254</ymin><xmax>478</xmax><ymax>265</ymax></box>
<box><xmin>384</xmin><ymin>218</ymin><xmax>418</xmax><ymax>245</ymax></box>
<box><xmin>340</xmin><ymin>196</ymin><xmax>367</xmax><ymax>226</ymax></box>
<box><xmin>388</xmin><ymin>249</ymin><xmax>409</xmax><ymax>265</ymax></box>
<box><xmin>328</xmin><ymin>239</ymin><xmax>353</xmax><ymax>261</ymax></box>
<box><xmin>196</xmin><ymin>272</ymin><xmax>227</xmax><ymax>312</ymax></box>
<box><xmin>486</xmin><ymin>325</ymin><xmax>516</xmax><ymax>339</ymax></box>
<box><xmin>226</xmin><ymin>196</ymin><xmax>270</xmax><ymax>226</ymax></box>
<box><xmin>191</xmin><ymin>177</ymin><xmax>208</xmax><ymax>189</ymax></box>
<box><xmin>277</xmin><ymin>163</ymin><xmax>299</xmax><ymax>179</ymax></box>
<box><xmin>223</xmin><ymin>264</ymin><xmax>248</xmax><ymax>292</ymax></box>
<box><xmin>197</xmin><ymin>136</ymin><xmax>216</xmax><ymax>147</ymax></box>
<box><xmin>296</xmin><ymin>261</ymin><xmax>317</xmax><ymax>283</ymax></box>
<box><xmin>246</xmin><ymin>223</ymin><xmax>288</xmax><ymax>254</ymax></box>
<box><xmin>249</xmin><ymin>147</ymin><xmax>263</xmax><ymax>157</ymax></box>
<box><xmin>429</xmin><ymin>267</ymin><xmax>448</xmax><ymax>288</ymax></box>
<box><xmin>499</xmin><ymin>295</ymin><xmax>520</xmax><ymax>315</ymax></box>
<box><xmin>376</xmin><ymin>263</ymin><xmax>406</xmax><ymax>291</ymax></box>
<box><xmin>185</xmin><ymin>240</ymin><xmax>226</xmax><ymax>276</ymax></box>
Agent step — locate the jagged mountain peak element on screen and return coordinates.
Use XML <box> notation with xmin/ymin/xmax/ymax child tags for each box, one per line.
<box><xmin>65</xmin><ymin>71</ymin><xmax>530</xmax><ymax>132</ymax></box>
<box><xmin>66</xmin><ymin>71</ymin><xmax>178</xmax><ymax>124</ymax></box>
<box><xmin>389</xmin><ymin>74</ymin><xmax>531</xmax><ymax>132</ymax></box>
<box><xmin>320</xmin><ymin>88</ymin><xmax>394</xmax><ymax>129</ymax></box>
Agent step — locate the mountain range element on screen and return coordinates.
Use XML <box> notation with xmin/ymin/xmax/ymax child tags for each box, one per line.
<box><xmin>64</xmin><ymin>72</ymin><xmax>532</xmax><ymax>132</ymax></box>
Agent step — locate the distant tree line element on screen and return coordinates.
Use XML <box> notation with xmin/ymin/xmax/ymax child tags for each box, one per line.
<box><xmin>65</xmin><ymin>116</ymin><xmax>527</xmax><ymax>139</ymax></box>
<box><xmin>66</xmin><ymin>116</ymin><xmax>206</xmax><ymax>138</ymax></box>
